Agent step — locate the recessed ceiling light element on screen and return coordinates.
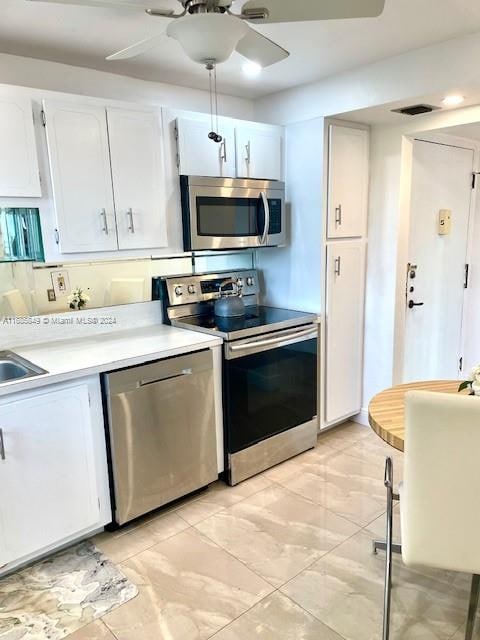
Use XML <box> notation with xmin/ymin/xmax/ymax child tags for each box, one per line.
<box><xmin>442</xmin><ymin>95</ymin><xmax>465</xmax><ymax>107</ymax></box>
<box><xmin>242</xmin><ymin>61</ymin><xmax>262</xmax><ymax>78</ymax></box>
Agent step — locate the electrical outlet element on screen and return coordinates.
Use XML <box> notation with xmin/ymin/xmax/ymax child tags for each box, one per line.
<box><xmin>47</xmin><ymin>289</ymin><xmax>56</xmax><ymax>302</ymax></box>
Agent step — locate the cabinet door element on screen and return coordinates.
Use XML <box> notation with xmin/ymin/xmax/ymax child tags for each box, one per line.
<box><xmin>108</xmin><ymin>108</ymin><xmax>168</xmax><ymax>250</ymax></box>
<box><xmin>43</xmin><ymin>100</ymin><xmax>118</xmax><ymax>253</ymax></box>
<box><xmin>0</xmin><ymin>384</ymin><xmax>100</xmax><ymax>566</ymax></box>
<box><xmin>176</xmin><ymin>117</ymin><xmax>236</xmax><ymax>178</ymax></box>
<box><xmin>325</xmin><ymin>241</ymin><xmax>366</xmax><ymax>423</ymax></box>
<box><xmin>0</xmin><ymin>95</ymin><xmax>41</xmax><ymax>197</ymax></box>
<box><xmin>235</xmin><ymin>124</ymin><xmax>282</xmax><ymax>181</ymax></box>
<box><xmin>327</xmin><ymin>125</ymin><xmax>368</xmax><ymax>239</ymax></box>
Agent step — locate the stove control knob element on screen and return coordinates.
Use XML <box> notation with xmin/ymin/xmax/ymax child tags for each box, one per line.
<box><xmin>188</xmin><ymin>284</ymin><xmax>195</xmax><ymax>294</ymax></box>
<box><xmin>246</xmin><ymin>276</ymin><xmax>254</xmax><ymax>287</ymax></box>
<box><xmin>236</xmin><ymin>278</ymin><xmax>243</xmax><ymax>287</ymax></box>
<box><xmin>174</xmin><ymin>285</ymin><xmax>183</xmax><ymax>297</ymax></box>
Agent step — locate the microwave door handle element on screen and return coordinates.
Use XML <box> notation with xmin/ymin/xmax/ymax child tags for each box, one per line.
<box><xmin>260</xmin><ymin>192</ymin><xmax>270</xmax><ymax>245</ymax></box>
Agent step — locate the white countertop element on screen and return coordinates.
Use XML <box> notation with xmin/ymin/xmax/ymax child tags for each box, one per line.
<box><xmin>0</xmin><ymin>325</ymin><xmax>222</xmax><ymax>398</ymax></box>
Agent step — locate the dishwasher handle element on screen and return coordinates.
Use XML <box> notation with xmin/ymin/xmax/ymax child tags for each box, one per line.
<box><xmin>138</xmin><ymin>368</ymin><xmax>193</xmax><ymax>388</ymax></box>
<box><xmin>104</xmin><ymin>349</ymin><xmax>212</xmax><ymax>396</ymax></box>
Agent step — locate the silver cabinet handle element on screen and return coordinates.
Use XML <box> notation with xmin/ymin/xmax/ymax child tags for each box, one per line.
<box><xmin>100</xmin><ymin>208</ymin><xmax>108</xmax><ymax>235</ymax></box>
<box><xmin>219</xmin><ymin>139</ymin><xmax>227</xmax><ymax>164</ymax></box>
<box><xmin>335</xmin><ymin>204</ymin><xmax>342</xmax><ymax>226</ymax></box>
<box><xmin>260</xmin><ymin>192</ymin><xmax>270</xmax><ymax>245</ymax></box>
<box><xmin>127</xmin><ymin>208</ymin><xmax>135</xmax><ymax>233</ymax></box>
<box><xmin>334</xmin><ymin>256</ymin><xmax>341</xmax><ymax>276</ymax></box>
<box><xmin>0</xmin><ymin>428</ymin><xmax>5</xmax><ymax>461</ymax></box>
<box><xmin>245</xmin><ymin>141</ymin><xmax>251</xmax><ymax>165</ymax></box>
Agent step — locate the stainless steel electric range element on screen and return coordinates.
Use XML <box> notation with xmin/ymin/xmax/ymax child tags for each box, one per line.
<box><xmin>154</xmin><ymin>269</ymin><xmax>319</xmax><ymax>485</ymax></box>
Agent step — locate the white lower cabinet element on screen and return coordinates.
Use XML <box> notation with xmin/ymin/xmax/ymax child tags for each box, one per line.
<box><xmin>325</xmin><ymin>240</ymin><xmax>366</xmax><ymax>424</ymax></box>
<box><xmin>0</xmin><ymin>377</ymin><xmax>110</xmax><ymax>571</ymax></box>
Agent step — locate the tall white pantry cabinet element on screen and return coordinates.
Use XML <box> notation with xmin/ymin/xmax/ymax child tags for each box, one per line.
<box><xmin>324</xmin><ymin>122</ymin><xmax>369</xmax><ymax>426</ymax></box>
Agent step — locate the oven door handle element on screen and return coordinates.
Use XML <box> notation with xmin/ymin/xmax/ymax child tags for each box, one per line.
<box><xmin>259</xmin><ymin>192</ymin><xmax>270</xmax><ymax>245</ymax></box>
<box><xmin>228</xmin><ymin>326</ymin><xmax>317</xmax><ymax>355</ymax></box>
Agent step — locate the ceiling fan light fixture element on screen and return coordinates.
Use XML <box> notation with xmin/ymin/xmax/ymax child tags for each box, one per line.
<box><xmin>167</xmin><ymin>13</ymin><xmax>248</xmax><ymax>64</ymax></box>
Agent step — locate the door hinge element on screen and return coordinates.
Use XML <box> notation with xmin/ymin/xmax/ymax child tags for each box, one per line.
<box><xmin>173</xmin><ymin>123</ymin><xmax>178</xmax><ymax>140</ymax></box>
<box><xmin>41</xmin><ymin>109</ymin><xmax>46</xmax><ymax>127</ymax></box>
<box><xmin>459</xmin><ymin>356</ymin><xmax>463</xmax><ymax>372</ymax></box>
<box><xmin>54</xmin><ymin>228</ymin><xmax>59</xmax><ymax>245</ymax></box>
<box><xmin>175</xmin><ymin>152</ymin><xmax>180</xmax><ymax>169</ymax></box>
<box><xmin>464</xmin><ymin>263</ymin><xmax>470</xmax><ymax>289</ymax></box>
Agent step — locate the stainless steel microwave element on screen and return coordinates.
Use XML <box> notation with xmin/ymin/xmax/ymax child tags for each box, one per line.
<box><xmin>180</xmin><ymin>176</ymin><xmax>286</xmax><ymax>251</ymax></box>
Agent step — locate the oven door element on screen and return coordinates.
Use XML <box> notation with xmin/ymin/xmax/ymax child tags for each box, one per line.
<box><xmin>223</xmin><ymin>325</ymin><xmax>318</xmax><ymax>456</ymax></box>
<box><xmin>186</xmin><ymin>185</ymin><xmax>285</xmax><ymax>251</ymax></box>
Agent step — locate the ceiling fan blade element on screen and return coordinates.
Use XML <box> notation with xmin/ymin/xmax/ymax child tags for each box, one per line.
<box><xmin>26</xmin><ymin>0</ymin><xmax>175</xmax><ymax>11</ymax></box>
<box><xmin>241</xmin><ymin>0</ymin><xmax>386</xmax><ymax>23</ymax></box>
<box><xmin>106</xmin><ymin>33</ymin><xmax>166</xmax><ymax>60</ymax></box>
<box><xmin>235</xmin><ymin>26</ymin><xmax>289</xmax><ymax>67</ymax></box>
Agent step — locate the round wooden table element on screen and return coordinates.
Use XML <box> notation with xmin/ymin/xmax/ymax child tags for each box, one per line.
<box><xmin>368</xmin><ymin>380</ymin><xmax>462</xmax><ymax>452</ymax></box>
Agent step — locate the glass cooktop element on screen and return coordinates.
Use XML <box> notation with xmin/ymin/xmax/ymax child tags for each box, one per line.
<box><xmin>172</xmin><ymin>306</ymin><xmax>317</xmax><ymax>341</ymax></box>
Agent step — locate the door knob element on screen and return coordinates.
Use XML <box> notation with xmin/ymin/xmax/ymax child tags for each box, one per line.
<box><xmin>408</xmin><ymin>300</ymin><xmax>424</xmax><ymax>309</ymax></box>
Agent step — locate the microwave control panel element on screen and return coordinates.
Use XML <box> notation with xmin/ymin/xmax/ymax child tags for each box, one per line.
<box><xmin>268</xmin><ymin>199</ymin><xmax>282</xmax><ymax>234</ymax></box>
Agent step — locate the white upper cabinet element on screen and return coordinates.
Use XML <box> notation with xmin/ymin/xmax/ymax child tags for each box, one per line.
<box><xmin>327</xmin><ymin>124</ymin><xmax>368</xmax><ymax>239</ymax></box>
<box><xmin>107</xmin><ymin>108</ymin><xmax>167</xmax><ymax>250</ymax></box>
<box><xmin>0</xmin><ymin>382</ymin><xmax>102</xmax><ymax>567</ymax></box>
<box><xmin>176</xmin><ymin>116</ymin><xmax>236</xmax><ymax>178</ymax></box>
<box><xmin>43</xmin><ymin>100</ymin><xmax>118</xmax><ymax>253</ymax></box>
<box><xmin>325</xmin><ymin>240</ymin><xmax>366</xmax><ymax>424</ymax></box>
<box><xmin>0</xmin><ymin>95</ymin><xmax>41</xmax><ymax>197</ymax></box>
<box><xmin>235</xmin><ymin>123</ymin><xmax>283</xmax><ymax>181</ymax></box>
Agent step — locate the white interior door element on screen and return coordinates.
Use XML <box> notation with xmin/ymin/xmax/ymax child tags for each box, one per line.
<box><xmin>403</xmin><ymin>139</ymin><xmax>473</xmax><ymax>382</ymax></box>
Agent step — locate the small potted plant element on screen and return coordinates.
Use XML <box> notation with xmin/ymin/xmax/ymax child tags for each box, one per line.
<box><xmin>67</xmin><ymin>287</ymin><xmax>90</xmax><ymax>311</ymax></box>
<box><xmin>458</xmin><ymin>365</ymin><xmax>480</xmax><ymax>396</ymax></box>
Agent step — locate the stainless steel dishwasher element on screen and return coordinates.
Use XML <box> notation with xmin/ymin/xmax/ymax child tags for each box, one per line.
<box><xmin>103</xmin><ymin>349</ymin><xmax>217</xmax><ymax>526</ymax></box>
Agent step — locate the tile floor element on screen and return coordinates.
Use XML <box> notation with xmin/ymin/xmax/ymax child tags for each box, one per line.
<box><xmin>68</xmin><ymin>421</ymin><xmax>477</xmax><ymax>640</ymax></box>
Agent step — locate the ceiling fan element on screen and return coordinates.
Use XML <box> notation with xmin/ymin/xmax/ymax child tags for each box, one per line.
<box><xmin>26</xmin><ymin>0</ymin><xmax>386</xmax><ymax>69</ymax></box>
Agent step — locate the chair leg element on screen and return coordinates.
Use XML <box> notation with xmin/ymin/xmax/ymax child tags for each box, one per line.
<box><xmin>382</xmin><ymin>456</ymin><xmax>394</xmax><ymax>640</ymax></box>
<box><xmin>465</xmin><ymin>574</ymin><xmax>480</xmax><ymax>640</ymax></box>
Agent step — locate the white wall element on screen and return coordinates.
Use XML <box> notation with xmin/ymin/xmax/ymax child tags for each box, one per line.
<box><xmin>0</xmin><ymin>53</ymin><xmax>253</xmax><ymax>120</ymax></box>
<box><xmin>257</xmin><ymin>117</ymin><xmax>325</xmax><ymax>312</ymax></box>
<box><xmin>254</xmin><ymin>31</ymin><xmax>480</xmax><ymax>124</ymax></box>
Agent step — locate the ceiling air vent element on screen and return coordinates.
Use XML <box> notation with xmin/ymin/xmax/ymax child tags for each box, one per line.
<box><xmin>391</xmin><ymin>104</ymin><xmax>440</xmax><ymax>116</ymax></box>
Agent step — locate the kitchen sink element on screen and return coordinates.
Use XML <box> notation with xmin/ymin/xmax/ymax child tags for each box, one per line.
<box><xmin>0</xmin><ymin>351</ymin><xmax>47</xmax><ymax>383</ymax></box>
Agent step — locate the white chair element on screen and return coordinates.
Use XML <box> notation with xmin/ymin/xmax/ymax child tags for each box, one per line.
<box><xmin>382</xmin><ymin>390</ymin><xmax>480</xmax><ymax>640</ymax></box>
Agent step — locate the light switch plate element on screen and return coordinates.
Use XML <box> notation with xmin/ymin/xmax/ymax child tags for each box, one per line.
<box><xmin>51</xmin><ymin>270</ymin><xmax>70</xmax><ymax>298</ymax></box>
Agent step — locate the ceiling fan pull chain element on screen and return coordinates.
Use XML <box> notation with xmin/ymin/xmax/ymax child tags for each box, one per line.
<box><xmin>214</xmin><ymin>63</ymin><xmax>222</xmax><ymax>143</ymax></box>
<box><xmin>206</xmin><ymin>60</ymin><xmax>222</xmax><ymax>144</ymax></box>
<box><xmin>208</xmin><ymin>65</ymin><xmax>214</xmax><ymax>134</ymax></box>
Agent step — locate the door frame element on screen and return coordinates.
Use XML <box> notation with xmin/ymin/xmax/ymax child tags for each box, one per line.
<box><xmin>392</xmin><ymin>132</ymin><xmax>480</xmax><ymax>384</ymax></box>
